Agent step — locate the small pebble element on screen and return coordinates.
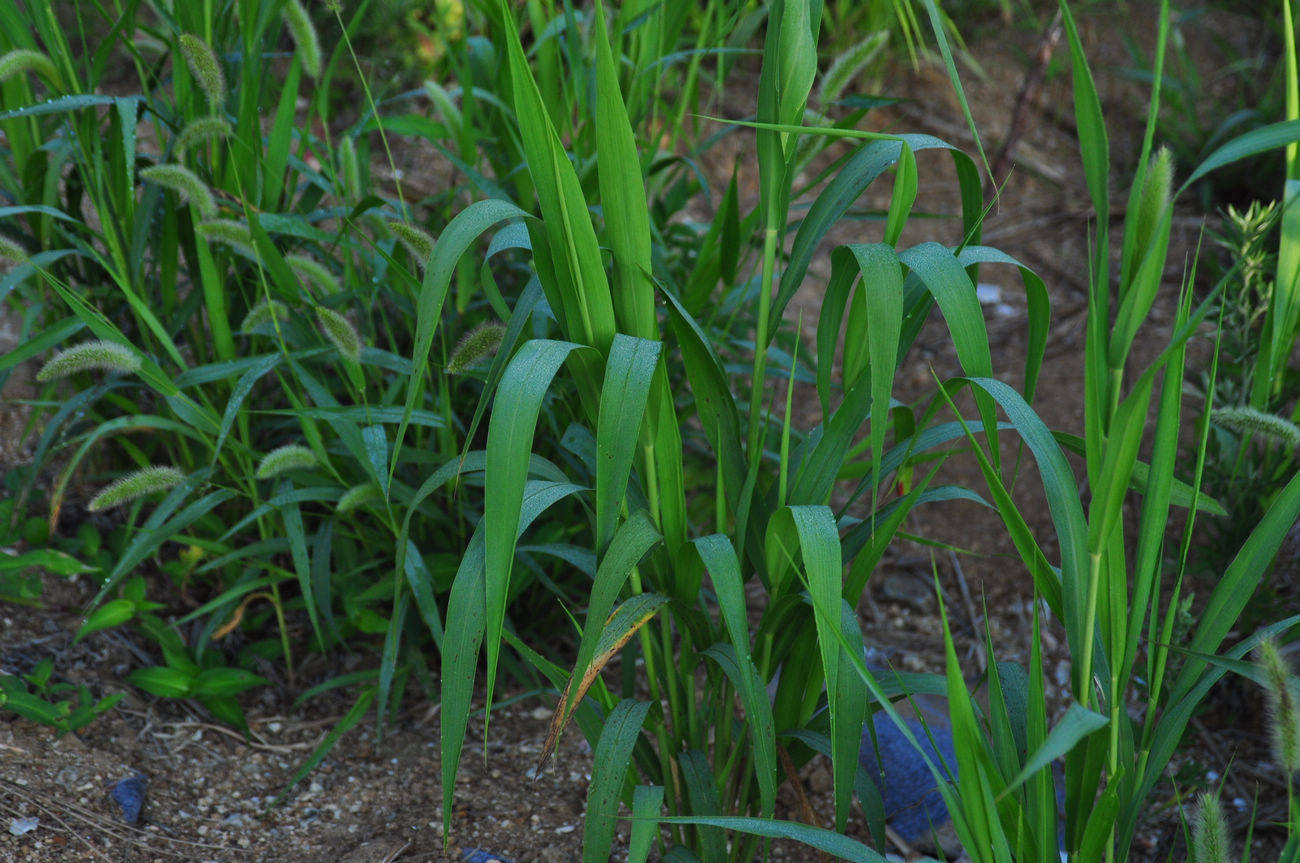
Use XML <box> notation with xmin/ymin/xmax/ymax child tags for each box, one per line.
<box><xmin>110</xmin><ymin>773</ymin><xmax>147</xmax><ymax>824</ymax></box>
<box><xmin>530</xmin><ymin>706</ymin><xmax>551</xmax><ymax>721</ymax></box>
<box><xmin>9</xmin><ymin>816</ymin><xmax>38</xmax><ymax>836</ymax></box>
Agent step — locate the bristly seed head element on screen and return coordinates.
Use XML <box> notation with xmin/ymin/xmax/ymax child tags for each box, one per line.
<box><xmin>1257</xmin><ymin>638</ymin><xmax>1300</xmax><ymax>776</ymax></box>
<box><xmin>388</xmin><ymin>221</ymin><xmax>434</xmax><ymax>270</ymax></box>
<box><xmin>0</xmin><ymin>235</ymin><xmax>28</xmax><ymax>264</ymax></box>
<box><xmin>255</xmin><ymin>444</ymin><xmax>318</xmax><ymax>480</ymax></box>
<box><xmin>1212</xmin><ymin>406</ymin><xmax>1300</xmax><ymax>450</ymax></box>
<box><xmin>177</xmin><ymin>33</ymin><xmax>226</xmax><ymax>108</ymax></box>
<box><xmin>239</xmin><ymin>298</ymin><xmax>290</xmax><ymax>332</ymax></box>
<box><xmin>0</xmin><ymin>48</ymin><xmax>59</xmax><ymax>88</ymax></box>
<box><xmin>281</xmin><ymin>0</ymin><xmax>322</xmax><ymax>80</ymax></box>
<box><xmin>140</xmin><ymin>163</ymin><xmax>217</xmax><ymax>218</ymax></box>
<box><xmin>446</xmin><ymin>322</ymin><xmax>506</xmax><ymax>373</ymax></box>
<box><xmin>175</xmin><ymin>116</ymin><xmax>232</xmax><ymax>156</ymax></box>
<box><xmin>315</xmin><ymin>306</ymin><xmax>361</xmax><ymax>362</ymax></box>
<box><xmin>337</xmin><ymin>483</ymin><xmax>382</xmax><ymax>514</ymax></box>
<box><xmin>89</xmin><ymin>466</ymin><xmax>186</xmax><ymax>512</ymax></box>
<box><xmin>1191</xmin><ymin>793</ymin><xmax>1231</xmax><ymax>863</ymax></box>
<box><xmin>286</xmin><ymin>253</ymin><xmax>340</xmax><ymax>296</ymax></box>
<box><xmin>37</xmin><ymin>340</ymin><xmax>141</xmax><ymax>382</ymax></box>
<box><xmin>196</xmin><ymin>219</ymin><xmax>257</xmax><ymax>260</ymax></box>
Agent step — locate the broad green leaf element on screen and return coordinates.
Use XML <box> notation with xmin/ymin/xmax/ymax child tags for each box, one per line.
<box><xmin>127</xmin><ymin>666</ymin><xmax>193</xmax><ymax>698</ymax></box>
<box><xmin>1004</xmin><ymin>702</ymin><xmax>1107</xmax><ymax>794</ymax></box>
<box><xmin>394</xmin><ymin>198</ymin><xmax>529</xmax><ymax>476</ymax></box>
<box><xmin>583</xmin><ymin>700</ymin><xmax>651</xmax><ymax>863</ymax></box>
<box><xmin>595</xmin><ymin>335</ymin><xmax>660</xmax><ymax>553</ymax></box>
<box><xmin>484</xmin><ymin>339</ymin><xmax>587</xmax><ymax>722</ymax></box>
<box><xmin>694</xmin><ymin>534</ymin><xmax>776</xmax><ymax>817</ymax></box>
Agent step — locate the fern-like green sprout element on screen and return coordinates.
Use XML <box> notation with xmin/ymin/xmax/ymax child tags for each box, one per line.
<box><xmin>282</xmin><ymin>0</ymin><xmax>322</xmax><ymax>80</ymax></box>
<box><xmin>0</xmin><ymin>48</ymin><xmax>59</xmax><ymax>88</ymax></box>
<box><xmin>88</xmin><ymin>466</ymin><xmax>186</xmax><ymax>512</ymax></box>
<box><xmin>1258</xmin><ymin>638</ymin><xmax>1300</xmax><ymax>776</ymax></box>
<box><xmin>239</xmin><ymin>298</ymin><xmax>290</xmax><ymax>332</ymax></box>
<box><xmin>36</xmin><ymin>340</ymin><xmax>141</xmax><ymax>381</ymax></box>
<box><xmin>175</xmin><ymin>116</ymin><xmax>232</xmax><ymax>156</ymax></box>
<box><xmin>255</xmin><ymin>444</ymin><xmax>318</xmax><ymax>480</ymax></box>
<box><xmin>388</xmin><ymin>221</ymin><xmax>434</xmax><ymax>268</ymax></box>
<box><xmin>446</xmin><ymin>321</ymin><xmax>506</xmax><ymax>373</ymax></box>
<box><xmin>287</xmin><ymin>253</ymin><xmax>340</xmax><ymax>295</ymax></box>
<box><xmin>315</xmin><ymin>306</ymin><xmax>361</xmax><ymax>361</ymax></box>
<box><xmin>140</xmin><ymin>163</ymin><xmax>217</xmax><ymax>218</ymax></box>
<box><xmin>1212</xmin><ymin>405</ymin><xmax>1300</xmax><ymax>450</ymax></box>
<box><xmin>177</xmin><ymin>33</ymin><xmax>226</xmax><ymax>108</ymax></box>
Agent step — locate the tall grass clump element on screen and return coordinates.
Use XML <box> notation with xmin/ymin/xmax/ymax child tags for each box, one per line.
<box><xmin>4</xmin><ymin>1</ymin><xmax>1300</xmax><ymax>862</ymax></box>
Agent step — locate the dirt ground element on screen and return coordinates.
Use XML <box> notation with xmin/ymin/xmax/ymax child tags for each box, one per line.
<box><xmin>2</xmin><ymin>4</ymin><xmax>1297</xmax><ymax>862</ymax></box>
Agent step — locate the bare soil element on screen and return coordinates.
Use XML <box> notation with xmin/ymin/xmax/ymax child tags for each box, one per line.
<box><xmin>2</xmin><ymin>4</ymin><xmax>1296</xmax><ymax>862</ymax></box>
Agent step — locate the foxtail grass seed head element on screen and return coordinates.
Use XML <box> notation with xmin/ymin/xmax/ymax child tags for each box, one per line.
<box><xmin>339</xmin><ymin>135</ymin><xmax>361</xmax><ymax>201</ymax></box>
<box><xmin>0</xmin><ymin>235</ymin><xmax>27</xmax><ymax>264</ymax></box>
<box><xmin>196</xmin><ymin>218</ymin><xmax>257</xmax><ymax>259</ymax></box>
<box><xmin>315</xmin><ymin>306</ymin><xmax>361</xmax><ymax>362</ymax></box>
<box><xmin>282</xmin><ymin>0</ymin><xmax>322</xmax><ymax>80</ymax></box>
<box><xmin>175</xmin><ymin>116</ymin><xmax>232</xmax><ymax>156</ymax></box>
<box><xmin>286</xmin><ymin>253</ymin><xmax>340</xmax><ymax>295</ymax></box>
<box><xmin>239</xmin><ymin>298</ymin><xmax>289</xmax><ymax>332</ymax></box>
<box><xmin>1134</xmin><ymin>145</ymin><xmax>1174</xmax><ymax>257</ymax></box>
<box><xmin>140</xmin><ymin>164</ymin><xmax>217</xmax><ymax>218</ymax></box>
<box><xmin>177</xmin><ymin>33</ymin><xmax>226</xmax><ymax>108</ymax></box>
<box><xmin>1257</xmin><ymin>638</ymin><xmax>1300</xmax><ymax>776</ymax></box>
<box><xmin>388</xmin><ymin>221</ymin><xmax>434</xmax><ymax>268</ymax></box>
<box><xmin>1212</xmin><ymin>406</ymin><xmax>1300</xmax><ymax>450</ymax></box>
<box><xmin>256</xmin><ymin>444</ymin><xmax>318</xmax><ymax>480</ymax></box>
<box><xmin>0</xmin><ymin>48</ymin><xmax>59</xmax><ymax>87</ymax></box>
<box><xmin>446</xmin><ymin>321</ymin><xmax>506</xmax><ymax>373</ymax></box>
<box><xmin>1192</xmin><ymin>793</ymin><xmax>1231</xmax><ymax>863</ymax></box>
<box><xmin>37</xmin><ymin>340</ymin><xmax>141</xmax><ymax>382</ymax></box>
<box><xmin>88</xmin><ymin>466</ymin><xmax>186</xmax><ymax>512</ymax></box>
<box><xmin>337</xmin><ymin>483</ymin><xmax>382</xmax><ymax>514</ymax></box>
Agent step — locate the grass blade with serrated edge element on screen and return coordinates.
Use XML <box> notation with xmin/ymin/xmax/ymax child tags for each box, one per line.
<box><xmin>495</xmin><ymin>0</ymin><xmax>614</xmax><ymax>353</ymax></box>
<box><xmin>583</xmin><ymin>699</ymin><xmax>652</xmax><ymax>863</ymax></box>
<box><xmin>392</xmin><ymin>199</ymin><xmax>529</xmax><ymax>481</ymax></box>
<box><xmin>628</xmin><ymin>784</ymin><xmax>664</xmax><ymax>863</ymax></box>
<box><xmin>899</xmin><ymin>242</ymin><xmax>999</xmax><ymax>466</ymax></box>
<box><xmin>484</xmin><ymin>340</ymin><xmax>588</xmax><ymax>730</ymax></box>
<box><xmin>555</xmin><ymin>512</ymin><xmax>661</xmax><ymax>737</ymax></box>
<box><xmin>441</xmin><ymin>480</ymin><xmax>587</xmax><ymax>841</ymax></box>
<box><xmin>777</xmin><ymin>505</ymin><xmax>863</xmax><ymax>832</ymax></box>
<box><xmin>539</xmin><ymin>592</ymin><xmax>670</xmax><ymax>774</ymax></box>
<box><xmin>595</xmin><ymin>336</ymin><xmax>660</xmax><ymax>554</ymax></box>
<box><xmin>653</xmin><ymin>815</ymin><xmax>887</xmax><ymax>862</ymax></box>
<box><xmin>694</xmin><ymin>534</ymin><xmax>777</xmax><ymax>818</ymax></box>
<box><xmin>936</xmin><ymin>584</ymin><xmax>1007</xmax><ymax>862</ymax></box>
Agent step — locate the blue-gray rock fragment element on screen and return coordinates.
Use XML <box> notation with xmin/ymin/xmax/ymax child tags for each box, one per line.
<box><xmin>110</xmin><ymin>772</ymin><xmax>147</xmax><ymax>824</ymax></box>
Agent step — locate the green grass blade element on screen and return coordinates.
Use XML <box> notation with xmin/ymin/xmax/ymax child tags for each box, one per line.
<box><xmin>565</xmin><ymin>511</ymin><xmax>661</xmax><ymax>722</ymax></box>
<box><xmin>694</xmin><ymin>534</ymin><xmax>776</xmax><ymax>817</ymax></box>
<box><xmin>441</xmin><ymin>479</ymin><xmax>587</xmax><ymax>839</ymax></box>
<box><xmin>583</xmin><ymin>699</ymin><xmax>652</xmax><ymax>863</ymax></box>
<box><xmin>484</xmin><ymin>339</ymin><xmax>587</xmax><ymax>726</ymax></box>
<box><xmin>653</xmin><ymin>815</ymin><xmax>887</xmax><ymax>862</ymax></box>
<box><xmin>628</xmin><ymin>785</ymin><xmax>665</xmax><ymax>863</ymax></box>
<box><xmin>596</xmin><ymin>335</ymin><xmax>661</xmax><ymax>553</ymax></box>
<box><xmin>393</xmin><ymin>198</ymin><xmax>529</xmax><ymax>479</ymax></box>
